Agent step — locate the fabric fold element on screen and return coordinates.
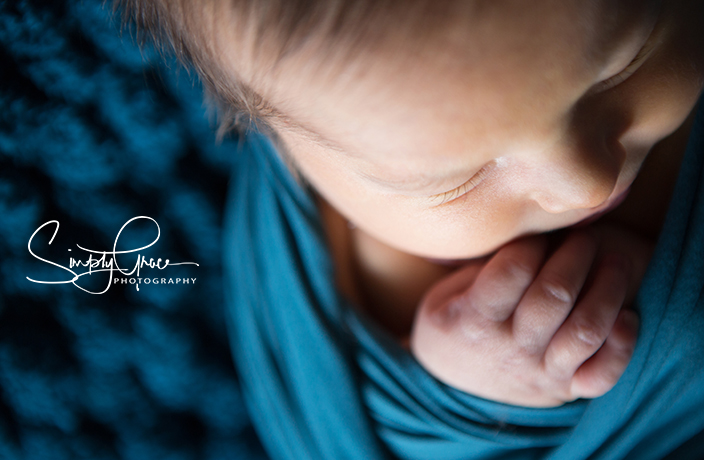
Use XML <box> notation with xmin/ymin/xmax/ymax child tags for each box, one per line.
<box><xmin>224</xmin><ymin>98</ymin><xmax>704</xmax><ymax>459</ymax></box>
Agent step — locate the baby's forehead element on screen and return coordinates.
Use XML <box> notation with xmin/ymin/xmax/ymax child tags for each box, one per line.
<box><xmin>221</xmin><ymin>0</ymin><xmax>653</xmax><ymax>90</ymax></box>
<box><xmin>158</xmin><ymin>0</ymin><xmax>660</xmax><ymax>135</ymax></box>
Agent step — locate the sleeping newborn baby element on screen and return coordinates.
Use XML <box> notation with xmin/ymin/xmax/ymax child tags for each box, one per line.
<box><xmin>120</xmin><ymin>0</ymin><xmax>704</xmax><ymax>457</ymax></box>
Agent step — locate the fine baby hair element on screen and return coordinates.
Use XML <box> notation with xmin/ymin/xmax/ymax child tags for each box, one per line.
<box><xmin>118</xmin><ymin>0</ymin><xmax>454</xmax><ymax>134</ymax></box>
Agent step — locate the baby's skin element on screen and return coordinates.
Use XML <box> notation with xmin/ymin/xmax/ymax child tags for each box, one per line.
<box><xmin>411</xmin><ymin>223</ymin><xmax>652</xmax><ymax>407</ymax></box>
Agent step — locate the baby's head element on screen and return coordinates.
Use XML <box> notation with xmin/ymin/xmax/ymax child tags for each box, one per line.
<box><xmin>124</xmin><ymin>0</ymin><xmax>704</xmax><ymax>259</ymax></box>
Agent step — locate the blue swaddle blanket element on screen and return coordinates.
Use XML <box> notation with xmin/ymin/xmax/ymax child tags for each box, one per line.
<box><xmin>223</xmin><ymin>99</ymin><xmax>704</xmax><ymax>459</ymax></box>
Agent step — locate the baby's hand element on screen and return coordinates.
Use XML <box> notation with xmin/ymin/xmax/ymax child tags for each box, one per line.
<box><xmin>410</xmin><ymin>229</ymin><xmax>643</xmax><ymax>407</ymax></box>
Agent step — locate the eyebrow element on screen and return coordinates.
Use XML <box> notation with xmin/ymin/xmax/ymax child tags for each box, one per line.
<box><xmin>358</xmin><ymin>170</ymin><xmax>448</xmax><ymax>191</ymax></box>
<box><xmin>269</xmin><ymin>109</ymin><xmax>350</xmax><ymax>154</ymax></box>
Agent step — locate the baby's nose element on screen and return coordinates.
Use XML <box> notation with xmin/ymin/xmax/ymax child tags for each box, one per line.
<box><xmin>530</xmin><ymin>134</ymin><xmax>621</xmax><ymax>214</ymax></box>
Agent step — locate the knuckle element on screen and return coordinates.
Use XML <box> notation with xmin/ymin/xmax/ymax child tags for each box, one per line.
<box><xmin>492</xmin><ymin>256</ymin><xmax>535</xmax><ymax>285</ymax></box>
<box><xmin>425</xmin><ymin>295</ymin><xmax>463</xmax><ymax>329</ymax></box>
<box><xmin>598</xmin><ymin>366</ymin><xmax>623</xmax><ymax>388</ymax></box>
<box><xmin>517</xmin><ymin>337</ymin><xmax>543</xmax><ymax>357</ymax></box>
<box><xmin>538</xmin><ymin>274</ymin><xmax>576</xmax><ymax>308</ymax></box>
<box><xmin>570</xmin><ymin>317</ymin><xmax>608</xmax><ymax>349</ymax></box>
<box><xmin>513</xmin><ymin>323</ymin><xmax>543</xmax><ymax>354</ymax></box>
<box><xmin>544</xmin><ymin>353</ymin><xmax>575</xmax><ymax>381</ymax></box>
<box><xmin>444</xmin><ymin>295</ymin><xmax>494</xmax><ymax>342</ymax></box>
<box><xmin>575</xmin><ymin>367</ymin><xmax>621</xmax><ymax>399</ymax></box>
<box><xmin>458</xmin><ymin>314</ymin><xmax>495</xmax><ymax>343</ymax></box>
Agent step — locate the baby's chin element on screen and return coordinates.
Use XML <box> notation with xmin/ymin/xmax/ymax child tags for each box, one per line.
<box><xmin>420</xmin><ymin>238</ymin><xmax>518</xmax><ymax>267</ymax></box>
<box><xmin>419</xmin><ymin>241</ymin><xmax>506</xmax><ymax>267</ymax></box>
<box><xmin>422</xmin><ymin>256</ymin><xmax>481</xmax><ymax>267</ymax></box>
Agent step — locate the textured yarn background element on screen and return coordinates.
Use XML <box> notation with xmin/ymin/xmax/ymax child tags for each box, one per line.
<box><xmin>0</xmin><ymin>0</ymin><xmax>268</xmax><ymax>458</ymax></box>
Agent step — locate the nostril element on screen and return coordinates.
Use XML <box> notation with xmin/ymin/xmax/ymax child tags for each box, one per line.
<box><xmin>575</xmin><ymin>177</ymin><xmax>617</xmax><ymax>209</ymax></box>
<box><xmin>535</xmin><ymin>186</ymin><xmax>614</xmax><ymax>214</ymax></box>
<box><xmin>533</xmin><ymin>194</ymin><xmax>570</xmax><ymax>214</ymax></box>
<box><xmin>531</xmin><ymin>129</ymin><xmax>623</xmax><ymax>214</ymax></box>
<box><xmin>532</xmin><ymin>166</ymin><xmax>619</xmax><ymax>214</ymax></box>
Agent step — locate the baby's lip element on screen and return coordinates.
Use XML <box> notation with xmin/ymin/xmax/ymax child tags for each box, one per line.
<box><xmin>573</xmin><ymin>185</ymin><xmax>632</xmax><ymax>228</ymax></box>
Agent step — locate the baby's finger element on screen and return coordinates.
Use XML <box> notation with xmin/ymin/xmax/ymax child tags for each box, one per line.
<box><xmin>513</xmin><ymin>231</ymin><xmax>598</xmax><ymax>352</ymax></box>
<box><xmin>415</xmin><ymin>259</ymin><xmax>486</xmax><ymax>329</ymax></box>
<box><xmin>460</xmin><ymin>235</ymin><xmax>548</xmax><ymax>323</ymax></box>
<box><xmin>570</xmin><ymin>309</ymin><xmax>639</xmax><ymax>399</ymax></box>
<box><xmin>544</xmin><ymin>253</ymin><xmax>631</xmax><ymax>379</ymax></box>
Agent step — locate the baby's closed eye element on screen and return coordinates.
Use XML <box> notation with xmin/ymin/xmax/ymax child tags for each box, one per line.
<box><xmin>428</xmin><ymin>161</ymin><xmax>497</xmax><ymax>207</ymax></box>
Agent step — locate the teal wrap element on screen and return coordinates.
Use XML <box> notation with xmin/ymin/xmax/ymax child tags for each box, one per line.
<box><xmin>224</xmin><ymin>100</ymin><xmax>704</xmax><ymax>459</ymax></box>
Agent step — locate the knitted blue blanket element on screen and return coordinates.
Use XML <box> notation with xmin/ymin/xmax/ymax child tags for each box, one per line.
<box><xmin>0</xmin><ymin>1</ymin><xmax>266</xmax><ymax>458</ymax></box>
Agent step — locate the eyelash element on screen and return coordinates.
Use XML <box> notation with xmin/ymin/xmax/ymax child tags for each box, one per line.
<box><xmin>589</xmin><ymin>31</ymin><xmax>658</xmax><ymax>95</ymax></box>
<box><xmin>430</xmin><ymin>163</ymin><xmax>494</xmax><ymax>206</ymax></box>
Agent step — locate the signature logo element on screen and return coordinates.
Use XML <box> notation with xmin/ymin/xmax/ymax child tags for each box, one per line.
<box><xmin>27</xmin><ymin>216</ymin><xmax>199</xmax><ymax>294</ymax></box>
